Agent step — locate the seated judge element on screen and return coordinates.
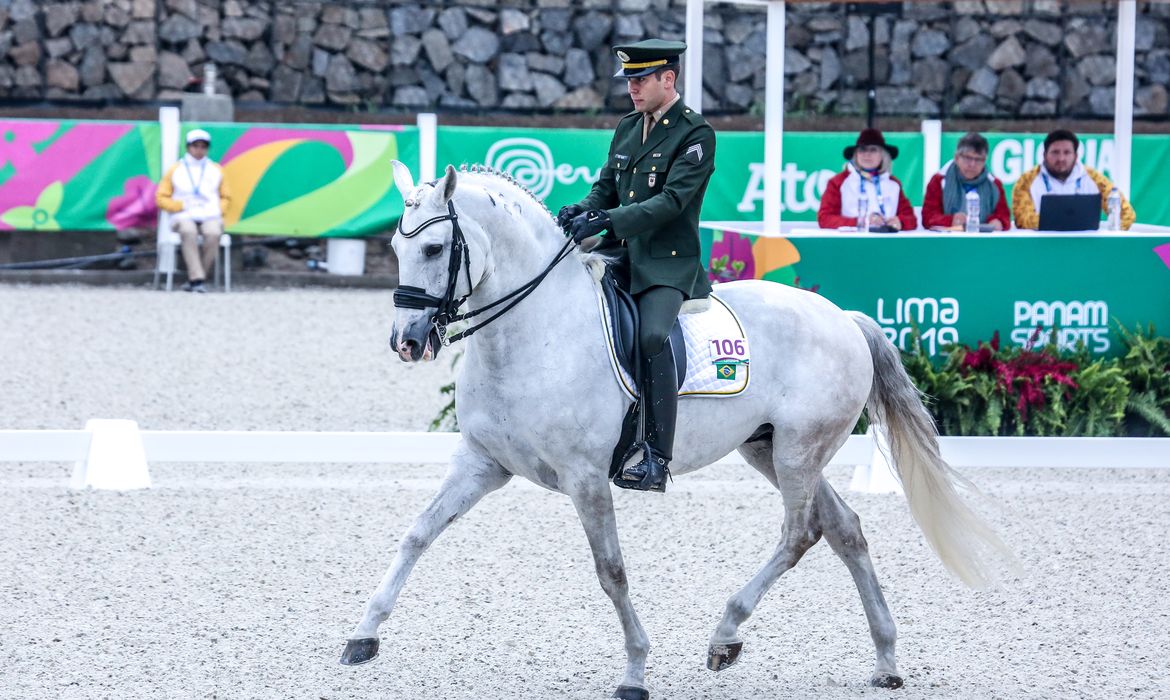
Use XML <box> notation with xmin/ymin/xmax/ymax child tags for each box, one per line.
<box><xmin>818</xmin><ymin>128</ymin><xmax>918</xmax><ymax>232</ymax></box>
<box><xmin>1011</xmin><ymin>128</ymin><xmax>1135</xmax><ymax>230</ymax></box>
<box><xmin>922</xmin><ymin>132</ymin><xmax>1011</xmax><ymax>231</ymax></box>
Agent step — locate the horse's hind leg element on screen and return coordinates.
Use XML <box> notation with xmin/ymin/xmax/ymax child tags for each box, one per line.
<box><xmin>341</xmin><ymin>445</ymin><xmax>511</xmax><ymax>665</ymax></box>
<box><xmin>816</xmin><ymin>478</ymin><xmax>903</xmax><ymax>688</ymax></box>
<box><xmin>707</xmin><ymin>438</ymin><xmax>824</xmax><ymax>671</ymax></box>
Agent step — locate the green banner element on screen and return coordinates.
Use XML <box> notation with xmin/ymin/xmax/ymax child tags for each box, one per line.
<box><xmin>3</xmin><ymin>119</ymin><xmax>1165</xmax><ymax>235</ymax></box>
<box><xmin>0</xmin><ymin>119</ymin><xmax>419</xmax><ymax>237</ymax></box>
<box><xmin>437</xmin><ymin>126</ymin><xmax>923</xmax><ymax>223</ymax></box>
<box><xmin>702</xmin><ymin>227</ymin><xmax>1170</xmax><ymax>357</ymax></box>
<box><xmin>187</xmin><ymin>123</ymin><xmax>418</xmax><ymax>237</ymax></box>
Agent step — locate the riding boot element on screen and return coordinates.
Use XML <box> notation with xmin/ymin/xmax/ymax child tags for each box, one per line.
<box><xmin>613</xmin><ymin>344</ymin><xmax>677</xmax><ymax>493</ymax></box>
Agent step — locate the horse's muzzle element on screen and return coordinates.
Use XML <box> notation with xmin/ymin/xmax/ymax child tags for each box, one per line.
<box><xmin>391</xmin><ymin>319</ymin><xmax>437</xmax><ymax>362</ymax></box>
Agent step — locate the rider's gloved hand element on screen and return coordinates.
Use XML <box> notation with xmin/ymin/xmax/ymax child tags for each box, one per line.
<box><xmin>569</xmin><ymin>210</ymin><xmax>611</xmax><ymax>243</ymax></box>
<box><xmin>557</xmin><ymin>204</ymin><xmax>584</xmax><ymax>230</ymax></box>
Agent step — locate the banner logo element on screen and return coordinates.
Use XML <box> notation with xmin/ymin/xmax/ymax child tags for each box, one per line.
<box><xmin>484</xmin><ymin>137</ymin><xmax>599</xmax><ymax>200</ymax></box>
<box><xmin>876</xmin><ymin>296</ymin><xmax>960</xmax><ymax>356</ymax></box>
<box><xmin>1012</xmin><ymin>300</ymin><xmax>1109</xmax><ymax>352</ymax></box>
<box><xmin>737</xmin><ymin>162</ymin><xmax>836</xmax><ymax>214</ymax></box>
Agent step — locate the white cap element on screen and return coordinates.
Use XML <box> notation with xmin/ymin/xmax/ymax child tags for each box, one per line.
<box><xmin>186</xmin><ymin>129</ymin><xmax>211</xmax><ymax>145</ymax></box>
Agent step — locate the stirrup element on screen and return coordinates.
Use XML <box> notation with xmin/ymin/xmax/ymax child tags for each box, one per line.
<box><xmin>612</xmin><ymin>442</ymin><xmax>671</xmax><ymax>493</ymax></box>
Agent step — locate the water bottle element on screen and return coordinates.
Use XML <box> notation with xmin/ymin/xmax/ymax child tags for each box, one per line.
<box><xmin>1107</xmin><ymin>187</ymin><xmax>1122</xmax><ymax>230</ymax></box>
<box><xmin>965</xmin><ymin>190</ymin><xmax>981</xmax><ymax>233</ymax></box>
<box><xmin>858</xmin><ymin>195</ymin><xmax>870</xmax><ymax>233</ymax></box>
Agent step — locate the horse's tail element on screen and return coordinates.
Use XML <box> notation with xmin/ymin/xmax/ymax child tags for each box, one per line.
<box><xmin>850</xmin><ymin>312</ymin><xmax>1016</xmax><ymax>589</ymax></box>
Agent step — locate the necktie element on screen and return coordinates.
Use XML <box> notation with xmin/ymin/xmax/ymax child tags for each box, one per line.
<box><xmin>643</xmin><ymin>114</ymin><xmax>656</xmax><ymax>144</ymax></box>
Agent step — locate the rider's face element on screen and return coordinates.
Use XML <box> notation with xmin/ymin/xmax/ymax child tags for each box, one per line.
<box><xmin>627</xmin><ymin>70</ymin><xmax>672</xmax><ymax>114</ymax></box>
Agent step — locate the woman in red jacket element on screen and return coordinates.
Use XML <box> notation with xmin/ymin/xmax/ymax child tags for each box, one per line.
<box><xmin>817</xmin><ymin>128</ymin><xmax>918</xmax><ymax>232</ymax></box>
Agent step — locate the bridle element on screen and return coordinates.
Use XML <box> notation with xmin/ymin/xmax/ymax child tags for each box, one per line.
<box><xmin>392</xmin><ymin>198</ymin><xmax>575</xmax><ymax>348</ymax></box>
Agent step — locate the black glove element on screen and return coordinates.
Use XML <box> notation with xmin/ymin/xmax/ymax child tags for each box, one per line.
<box><xmin>557</xmin><ymin>204</ymin><xmax>584</xmax><ymax>230</ymax></box>
<box><xmin>569</xmin><ymin>210</ymin><xmax>611</xmax><ymax>243</ymax></box>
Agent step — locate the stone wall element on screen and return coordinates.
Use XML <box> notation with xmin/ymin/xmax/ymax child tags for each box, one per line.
<box><xmin>1</xmin><ymin>0</ymin><xmax>1168</xmax><ymax>119</ymax></box>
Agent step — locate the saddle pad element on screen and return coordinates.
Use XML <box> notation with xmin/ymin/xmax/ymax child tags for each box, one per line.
<box><xmin>595</xmin><ymin>288</ymin><xmax>750</xmax><ymax>399</ymax></box>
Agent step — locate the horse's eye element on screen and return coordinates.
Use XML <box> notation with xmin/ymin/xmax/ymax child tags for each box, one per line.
<box><xmin>423</xmin><ymin>244</ymin><xmax>443</xmax><ymax>258</ymax></box>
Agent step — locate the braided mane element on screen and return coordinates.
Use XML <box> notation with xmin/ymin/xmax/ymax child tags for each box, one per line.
<box><xmin>457</xmin><ymin>163</ymin><xmax>555</xmax><ymax>220</ymax></box>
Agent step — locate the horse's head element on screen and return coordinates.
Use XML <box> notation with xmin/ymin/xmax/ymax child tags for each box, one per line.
<box><xmin>389</xmin><ymin>161</ymin><xmax>490</xmax><ymax>362</ymax></box>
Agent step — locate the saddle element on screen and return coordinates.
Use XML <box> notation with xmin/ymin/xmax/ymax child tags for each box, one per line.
<box><xmin>598</xmin><ymin>267</ymin><xmax>688</xmax><ymax>387</ymax></box>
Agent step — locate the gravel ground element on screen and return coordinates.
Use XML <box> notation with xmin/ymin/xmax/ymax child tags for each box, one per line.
<box><xmin>1</xmin><ymin>285</ymin><xmax>1167</xmax><ymax>700</ymax></box>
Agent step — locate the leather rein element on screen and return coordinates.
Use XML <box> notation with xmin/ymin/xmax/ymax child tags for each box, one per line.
<box><xmin>392</xmin><ymin>199</ymin><xmax>576</xmax><ymax>347</ymax></box>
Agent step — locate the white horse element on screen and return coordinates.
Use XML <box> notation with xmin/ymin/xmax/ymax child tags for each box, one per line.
<box><xmin>341</xmin><ymin>162</ymin><xmax>1014</xmax><ymax>699</ymax></box>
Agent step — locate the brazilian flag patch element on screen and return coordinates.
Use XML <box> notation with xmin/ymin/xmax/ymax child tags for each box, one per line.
<box><xmin>715</xmin><ymin>361</ymin><xmax>738</xmax><ymax>380</ymax></box>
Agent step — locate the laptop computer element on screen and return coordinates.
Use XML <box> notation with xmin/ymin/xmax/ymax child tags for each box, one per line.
<box><xmin>1038</xmin><ymin>193</ymin><xmax>1102</xmax><ymax>231</ymax></box>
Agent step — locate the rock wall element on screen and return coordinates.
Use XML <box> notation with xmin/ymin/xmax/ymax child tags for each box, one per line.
<box><xmin>1</xmin><ymin>0</ymin><xmax>1168</xmax><ymax>119</ymax></box>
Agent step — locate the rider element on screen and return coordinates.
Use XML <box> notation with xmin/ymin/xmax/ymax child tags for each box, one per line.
<box><xmin>558</xmin><ymin>39</ymin><xmax>716</xmax><ymax>493</ymax></box>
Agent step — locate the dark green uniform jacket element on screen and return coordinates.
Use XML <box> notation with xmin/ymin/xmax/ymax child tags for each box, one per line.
<box><xmin>579</xmin><ymin>99</ymin><xmax>715</xmax><ymax>300</ymax></box>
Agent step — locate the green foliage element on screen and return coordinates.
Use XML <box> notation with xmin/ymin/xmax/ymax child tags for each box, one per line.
<box><xmin>899</xmin><ymin>324</ymin><xmax>1169</xmax><ymax>437</ymax></box>
<box><xmin>1115</xmin><ymin>323</ymin><xmax>1170</xmax><ymax>436</ymax></box>
<box><xmin>709</xmin><ymin>253</ymin><xmax>746</xmax><ymax>282</ymax></box>
<box><xmin>429</xmin><ymin>350</ymin><xmax>462</xmax><ymax>432</ymax></box>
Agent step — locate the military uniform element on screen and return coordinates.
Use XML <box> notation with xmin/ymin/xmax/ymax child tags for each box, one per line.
<box><xmin>562</xmin><ymin>39</ymin><xmax>716</xmax><ymax>493</ymax></box>
<box><xmin>579</xmin><ymin>97</ymin><xmax>715</xmax><ymax>301</ymax></box>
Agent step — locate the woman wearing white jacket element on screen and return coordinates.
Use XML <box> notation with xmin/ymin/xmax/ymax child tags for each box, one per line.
<box><xmin>155</xmin><ymin>129</ymin><xmax>232</xmax><ymax>292</ymax></box>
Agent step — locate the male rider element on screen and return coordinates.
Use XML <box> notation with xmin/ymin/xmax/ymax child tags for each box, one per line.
<box><xmin>558</xmin><ymin>39</ymin><xmax>716</xmax><ymax>493</ymax></box>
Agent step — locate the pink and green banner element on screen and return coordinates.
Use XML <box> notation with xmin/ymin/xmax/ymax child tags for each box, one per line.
<box><xmin>0</xmin><ymin>119</ymin><xmax>419</xmax><ymax>237</ymax></box>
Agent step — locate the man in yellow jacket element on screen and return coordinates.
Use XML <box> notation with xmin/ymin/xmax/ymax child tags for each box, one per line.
<box><xmin>155</xmin><ymin>129</ymin><xmax>231</xmax><ymax>292</ymax></box>
<box><xmin>1011</xmin><ymin>129</ymin><xmax>1135</xmax><ymax>230</ymax></box>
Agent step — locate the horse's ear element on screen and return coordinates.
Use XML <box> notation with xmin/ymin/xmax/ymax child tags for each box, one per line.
<box><xmin>391</xmin><ymin>160</ymin><xmax>415</xmax><ymax>201</ymax></box>
<box><xmin>439</xmin><ymin>164</ymin><xmax>457</xmax><ymax>204</ymax></box>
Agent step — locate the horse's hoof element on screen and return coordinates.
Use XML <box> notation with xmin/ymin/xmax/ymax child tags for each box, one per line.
<box><xmin>706</xmin><ymin>641</ymin><xmax>743</xmax><ymax>671</ymax></box>
<box><xmin>339</xmin><ymin>637</ymin><xmax>380</xmax><ymax>665</ymax></box>
<box><xmin>613</xmin><ymin>684</ymin><xmax>649</xmax><ymax>700</ymax></box>
<box><xmin>870</xmin><ymin>672</ymin><xmax>904</xmax><ymax>689</ymax></box>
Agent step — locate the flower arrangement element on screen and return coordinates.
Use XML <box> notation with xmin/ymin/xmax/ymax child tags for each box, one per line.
<box><xmin>902</xmin><ymin>324</ymin><xmax>1169</xmax><ymax>437</ymax></box>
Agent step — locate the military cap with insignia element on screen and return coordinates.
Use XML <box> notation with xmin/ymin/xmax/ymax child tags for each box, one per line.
<box><xmin>612</xmin><ymin>39</ymin><xmax>687</xmax><ymax>78</ymax></box>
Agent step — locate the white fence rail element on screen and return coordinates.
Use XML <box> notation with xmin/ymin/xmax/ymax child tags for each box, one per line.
<box><xmin>2</xmin><ymin>420</ymin><xmax>1168</xmax><ymax>493</ymax></box>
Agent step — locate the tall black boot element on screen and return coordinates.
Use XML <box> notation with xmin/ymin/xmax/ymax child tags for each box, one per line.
<box><xmin>613</xmin><ymin>344</ymin><xmax>677</xmax><ymax>493</ymax></box>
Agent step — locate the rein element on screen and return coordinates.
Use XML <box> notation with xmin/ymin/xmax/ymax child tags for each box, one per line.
<box><xmin>392</xmin><ymin>199</ymin><xmax>575</xmax><ymax>346</ymax></box>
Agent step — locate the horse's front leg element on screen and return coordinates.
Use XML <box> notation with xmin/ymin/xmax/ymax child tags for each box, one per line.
<box><xmin>340</xmin><ymin>445</ymin><xmax>511</xmax><ymax>665</ymax></box>
<box><xmin>566</xmin><ymin>476</ymin><xmax>652</xmax><ymax>700</ymax></box>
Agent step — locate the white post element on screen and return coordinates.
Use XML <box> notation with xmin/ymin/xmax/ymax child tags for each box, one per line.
<box><xmin>684</xmin><ymin>0</ymin><xmax>705</xmax><ymax>112</ymax></box>
<box><xmin>762</xmin><ymin>0</ymin><xmax>785</xmax><ymax>236</ymax></box>
<box><xmin>1113</xmin><ymin>0</ymin><xmax>1136</xmax><ymax>195</ymax></box>
<box><xmin>921</xmin><ymin>119</ymin><xmax>943</xmax><ymax>197</ymax></box>
<box><xmin>850</xmin><ymin>427</ymin><xmax>903</xmax><ymax>495</ymax></box>
<box><xmin>417</xmin><ymin>112</ymin><xmax>437</xmax><ymax>183</ymax></box>
<box><xmin>157</xmin><ymin>106</ymin><xmax>181</xmax><ymax>290</ymax></box>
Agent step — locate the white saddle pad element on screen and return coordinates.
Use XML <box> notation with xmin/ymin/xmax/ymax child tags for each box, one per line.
<box><xmin>595</xmin><ymin>287</ymin><xmax>750</xmax><ymax>399</ymax></box>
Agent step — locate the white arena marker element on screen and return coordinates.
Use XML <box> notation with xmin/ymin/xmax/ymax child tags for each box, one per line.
<box><xmin>850</xmin><ymin>429</ymin><xmax>903</xmax><ymax>495</ymax></box>
<box><xmin>71</xmin><ymin>419</ymin><xmax>152</xmax><ymax>490</ymax></box>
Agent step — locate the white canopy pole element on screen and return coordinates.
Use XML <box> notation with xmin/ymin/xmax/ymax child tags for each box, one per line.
<box><xmin>762</xmin><ymin>1</ymin><xmax>785</xmax><ymax>235</ymax></box>
<box><xmin>684</xmin><ymin>0</ymin><xmax>704</xmax><ymax>112</ymax></box>
<box><xmin>1114</xmin><ymin>0</ymin><xmax>1136</xmax><ymax>195</ymax></box>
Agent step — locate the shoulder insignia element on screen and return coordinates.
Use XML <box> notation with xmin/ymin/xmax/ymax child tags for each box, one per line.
<box><xmin>684</xmin><ymin>143</ymin><xmax>704</xmax><ymax>164</ymax></box>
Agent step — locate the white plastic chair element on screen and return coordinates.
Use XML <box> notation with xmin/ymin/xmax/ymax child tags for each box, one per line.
<box><xmin>153</xmin><ymin>212</ymin><xmax>232</xmax><ymax>292</ymax></box>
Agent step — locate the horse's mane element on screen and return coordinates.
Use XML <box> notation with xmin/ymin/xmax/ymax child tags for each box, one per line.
<box><xmin>448</xmin><ymin>163</ymin><xmax>614</xmax><ymax>269</ymax></box>
<box><xmin>456</xmin><ymin>164</ymin><xmax>554</xmax><ymax>220</ymax></box>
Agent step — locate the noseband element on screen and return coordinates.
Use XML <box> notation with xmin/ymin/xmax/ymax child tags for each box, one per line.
<box><xmin>392</xmin><ymin>198</ymin><xmax>574</xmax><ymax>347</ymax></box>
